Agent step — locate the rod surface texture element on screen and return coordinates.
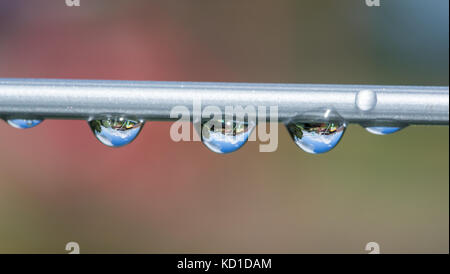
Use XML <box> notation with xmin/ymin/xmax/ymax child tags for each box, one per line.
<box><xmin>0</xmin><ymin>78</ymin><xmax>448</xmax><ymax>125</ymax></box>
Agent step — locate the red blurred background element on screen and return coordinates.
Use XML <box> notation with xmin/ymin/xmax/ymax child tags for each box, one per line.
<box><xmin>0</xmin><ymin>0</ymin><xmax>448</xmax><ymax>253</ymax></box>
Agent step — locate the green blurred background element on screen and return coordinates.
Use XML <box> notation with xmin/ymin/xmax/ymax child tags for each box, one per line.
<box><xmin>0</xmin><ymin>0</ymin><xmax>448</xmax><ymax>253</ymax></box>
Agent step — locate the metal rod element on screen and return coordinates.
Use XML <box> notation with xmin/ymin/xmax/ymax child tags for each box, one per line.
<box><xmin>0</xmin><ymin>78</ymin><xmax>448</xmax><ymax>125</ymax></box>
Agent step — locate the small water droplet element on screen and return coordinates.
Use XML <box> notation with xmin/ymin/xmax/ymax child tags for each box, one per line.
<box><xmin>365</xmin><ymin>126</ymin><xmax>404</xmax><ymax>135</ymax></box>
<box><xmin>356</xmin><ymin>89</ymin><xmax>377</xmax><ymax>111</ymax></box>
<box><xmin>89</xmin><ymin>117</ymin><xmax>144</xmax><ymax>147</ymax></box>
<box><xmin>7</xmin><ymin>119</ymin><xmax>43</xmax><ymax>129</ymax></box>
<box><xmin>287</xmin><ymin>110</ymin><xmax>346</xmax><ymax>154</ymax></box>
<box><xmin>201</xmin><ymin>119</ymin><xmax>255</xmax><ymax>154</ymax></box>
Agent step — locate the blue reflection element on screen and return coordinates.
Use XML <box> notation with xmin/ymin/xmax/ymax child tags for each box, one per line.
<box><xmin>89</xmin><ymin>118</ymin><xmax>144</xmax><ymax>147</ymax></box>
<box><xmin>365</xmin><ymin>127</ymin><xmax>403</xmax><ymax>135</ymax></box>
<box><xmin>7</xmin><ymin>119</ymin><xmax>43</xmax><ymax>129</ymax></box>
<box><xmin>287</xmin><ymin>122</ymin><xmax>346</xmax><ymax>154</ymax></box>
<box><xmin>201</xmin><ymin>120</ymin><xmax>254</xmax><ymax>154</ymax></box>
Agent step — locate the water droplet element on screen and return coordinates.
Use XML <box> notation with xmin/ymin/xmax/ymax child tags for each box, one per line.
<box><xmin>89</xmin><ymin>117</ymin><xmax>144</xmax><ymax>147</ymax></box>
<box><xmin>201</xmin><ymin>119</ymin><xmax>255</xmax><ymax>154</ymax></box>
<box><xmin>286</xmin><ymin>110</ymin><xmax>346</xmax><ymax>154</ymax></box>
<box><xmin>365</xmin><ymin>126</ymin><xmax>404</xmax><ymax>135</ymax></box>
<box><xmin>356</xmin><ymin>89</ymin><xmax>377</xmax><ymax>111</ymax></box>
<box><xmin>7</xmin><ymin>119</ymin><xmax>43</xmax><ymax>129</ymax></box>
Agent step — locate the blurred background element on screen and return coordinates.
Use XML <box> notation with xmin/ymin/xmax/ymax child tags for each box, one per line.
<box><xmin>0</xmin><ymin>0</ymin><xmax>448</xmax><ymax>253</ymax></box>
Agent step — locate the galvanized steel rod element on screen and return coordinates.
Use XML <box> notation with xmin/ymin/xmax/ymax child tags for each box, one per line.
<box><xmin>0</xmin><ymin>78</ymin><xmax>448</xmax><ymax>125</ymax></box>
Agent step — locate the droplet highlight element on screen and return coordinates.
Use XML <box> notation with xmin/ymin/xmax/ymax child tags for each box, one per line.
<box><xmin>365</xmin><ymin>126</ymin><xmax>404</xmax><ymax>135</ymax></box>
<box><xmin>201</xmin><ymin>119</ymin><xmax>255</xmax><ymax>154</ymax></box>
<box><xmin>89</xmin><ymin>117</ymin><xmax>144</xmax><ymax>147</ymax></box>
<box><xmin>7</xmin><ymin>119</ymin><xmax>43</xmax><ymax>129</ymax></box>
<box><xmin>287</xmin><ymin>110</ymin><xmax>346</xmax><ymax>154</ymax></box>
<box><xmin>356</xmin><ymin>89</ymin><xmax>377</xmax><ymax>112</ymax></box>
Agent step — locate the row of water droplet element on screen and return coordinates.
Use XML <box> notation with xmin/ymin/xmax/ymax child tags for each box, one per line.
<box><xmin>3</xmin><ymin>112</ymin><xmax>404</xmax><ymax>154</ymax></box>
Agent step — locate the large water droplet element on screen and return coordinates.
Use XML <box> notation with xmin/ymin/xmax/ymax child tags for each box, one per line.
<box><xmin>89</xmin><ymin>117</ymin><xmax>144</xmax><ymax>147</ymax></box>
<box><xmin>286</xmin><ymin>110</ymin><xmax>346</xmax><ymax>154</ymax></box>
<box><xmin>6</xmin><ymin>119</ymin><xmax>43</xmax><ymax>129</ymax></box>
<box><xmin>365</xmin><ymin>126</ymin><xmax>404</xmax><ymax>135</ymax></box>
<box><xmin>201</xmin><ymin>119</ymin><xmax>255</xmax><ymax>154</ymax></box>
